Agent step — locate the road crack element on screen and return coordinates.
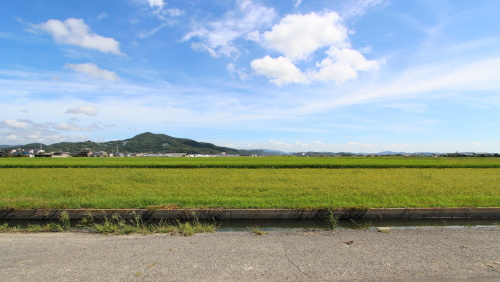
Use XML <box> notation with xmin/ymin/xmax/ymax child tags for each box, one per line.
<box><xmin>284</xmin><ymin>250</ymin><xmax>311</xmax><ymax>279</ymax></box>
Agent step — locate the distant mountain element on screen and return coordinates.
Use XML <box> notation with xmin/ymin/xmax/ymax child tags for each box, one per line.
<box><xmin>0</xmin><ymin>145</ymin><xmax>16</xmax><ymax>149</ymax></box>
<box><xmin>238</xmin><ymin>149</ymin><xmax>288</xmax><ymax>156</ymax></box>
<box><xmin>1</xmin><ymin>132</ymin><xmax>241</xmax><ymax>155</ymax></box>
<box><xmin>377</xmin><ymin>151</ymin><xmax>406</xmax><ymax>155</ymax></box>
<box><xmin>291</xmin><ymin>152</ymin><xmax>356</xmax><ymax>156</ymax></box>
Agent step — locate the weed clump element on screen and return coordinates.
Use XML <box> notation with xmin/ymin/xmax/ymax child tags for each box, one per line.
<box><xmin>85</xmin><ymin>213</ymin><xmax>217</xmax><ymax>236</ymax></box>
<box><xmin>250</xmin><ymin>226</ymin><xmax>267</xmax><ymax>236</ymax></box>
<box><xmin>0</xmin><ymin>212</ymin><xmax>218</xmax><ymax>236</ymax></box>
<box><xmin>326</xmin><ymin>209</ymin><xmax>339</xmax><ymax>230</ymax></box>
<box><xmin>59</xmin><ymin>211</ymin><xmax>71</xmax><ymax>230</ymax></box>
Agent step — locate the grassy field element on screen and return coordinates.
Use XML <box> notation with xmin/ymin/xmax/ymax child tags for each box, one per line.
<box><xmin>1</xmin><ymin>156</ymin><xmax>500</xmax><ymax>168</ymax></box>
<box><xmin>0</xmin><ymin>166</ymin><xmax>498</xmax><ymax>209</ymax></box>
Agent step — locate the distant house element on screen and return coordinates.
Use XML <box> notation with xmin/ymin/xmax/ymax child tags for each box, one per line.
<box><xmin>0</xmin><ymin>149</ymin><xmax>15</xmax><ymax>156</ymax></box>
<box><xmin>165</xmin><ymin>153</ymin><xmax>187</xmax><ymax>157</ymax></box>
<box><xmin>26</xmin><ymin>149</ymin><xmax>45</xmax><ymax>154</ymax></box>
<box><xmin>22</xmin><ymin>151</ymin><xmax>35</xmax><ymax>158</ymax></box>
<box><xmin>34</xmin><ymin>153</ymin><xmax>53</xmax><ymax>158</ymax></box>
<box><xmin>52</xmin><ymin>152</ymin><xmax>70</xmax><ymax>157</ymax></box>
<box><xmin>94</xmin><ymin>151</ymin><xmax>109</xmax><ymax>157</ymax></box>
<box><xmin>74</xmin><ymin>149</ymin><xmax>93</xmax><ymax>157</ymax></box>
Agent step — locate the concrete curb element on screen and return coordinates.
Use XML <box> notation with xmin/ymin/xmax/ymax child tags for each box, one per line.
<box><xmin>1</xmin><ymin>207</ymin><xmax>499</xmax><ymax>220</ymax></box>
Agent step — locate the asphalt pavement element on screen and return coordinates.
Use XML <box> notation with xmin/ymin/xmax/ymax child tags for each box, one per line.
<box><xmin>1</xmin><ymin>227</ymin><xmax>499</xmax><ymax>281</ymax></box>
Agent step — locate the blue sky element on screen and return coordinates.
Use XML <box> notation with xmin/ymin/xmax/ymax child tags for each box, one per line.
<box><xmin>1</xmin><ymin>0</ymin><xmax>499</xmax><ymax>153</ymax></box>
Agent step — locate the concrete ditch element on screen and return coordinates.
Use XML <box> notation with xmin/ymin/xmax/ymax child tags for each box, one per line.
<box><xmin>1</xmin><ymin>207</ymin><xmax>499</xmax><ymax>220</ymax></box>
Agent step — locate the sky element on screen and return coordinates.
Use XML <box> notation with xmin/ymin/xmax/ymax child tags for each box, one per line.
<box><xmin>1</xmin><ymin>0</ymin><xmax>499</xmax><ymax>153</ymax></box>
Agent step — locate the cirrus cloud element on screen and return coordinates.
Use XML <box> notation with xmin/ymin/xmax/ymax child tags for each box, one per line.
<box><xmin>182</xmin><ymin>0</ymin><xmax>276</xmax><ymax>57</ymax></box>
<box><xmin>54</xmin><ymin>122</ymin><xmax>101</xmax><ymax>131</ymax></box>
<box><xmin>65</xmin><ymin>106</ymin><xmax>98</xmax><ymax>116</ymax></box>
<box><xmin>65</xmin><ymin>63</ymin><xmax>120</xmax><ymax>81</ymax></box>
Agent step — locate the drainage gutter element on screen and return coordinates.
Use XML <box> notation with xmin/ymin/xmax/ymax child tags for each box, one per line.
<box><xmin>1</xmin><ymin>207</ymin><xmax>499</xmax><ymax>220</ymax></box>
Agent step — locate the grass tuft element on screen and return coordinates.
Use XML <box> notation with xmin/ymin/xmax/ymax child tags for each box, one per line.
<box><xmin>326</xmin><ymin>210</ymin><xmax>339</xmax><ymax>230</ymax></box>
<box><xmin>86</xmin><ymin>213</ymin><xmax>217</xmax><ymax>236</ymax></box>
<box><xmin>250</xmin><ymin>226</ymin><xmax>267</xmax><ymax>236</ymax></box>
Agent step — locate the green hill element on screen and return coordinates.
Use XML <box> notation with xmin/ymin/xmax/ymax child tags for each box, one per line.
<box><xmin>118</xmin><ymin>132</ymin><xmax>240</xmax><ymax>154</ymax></box>
<box><xmin>2</xmin><ymin>132</ymin><xmax>242</xmax><ymax>155</ymax></box>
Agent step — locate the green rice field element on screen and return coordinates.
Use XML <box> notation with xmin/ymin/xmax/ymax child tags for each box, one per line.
<box><xmin>0</xmin><ymin>157</ymin><xmax>499</xmax><ymax>209</ymax></box>
<box><xmin>1</xmin><ymin>156</ymin><xmax>500</xmax><ymax>168</ymax></box>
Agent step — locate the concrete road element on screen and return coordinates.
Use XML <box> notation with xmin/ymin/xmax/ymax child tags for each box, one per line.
<box><xmin>1</xmin><ymin>227</ymin><xmax>499</xmax><ymax>281</ymax></box>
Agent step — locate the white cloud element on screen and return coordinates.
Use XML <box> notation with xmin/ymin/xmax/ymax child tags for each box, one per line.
<box><xmin>263</xmin><ymin>12</ymin><xmax>349</xmax><ymax>61</ymax></box>
<box><xmin>97</xmin><ymin>13</ymin><xmax>108</xmax><ymax>20</ymax></box>
<box><xmin>54</xmin><ymin>122</ymin><xmax>100</xmax><ymax>131</ymax></box>
<box><xmin>251</xmin><ymin>12</ymin><xmax>379</xmax><ymax>85</ymax></box>
<box><xmin>164</xmin><ymin>8</ymin><xmax>183</xmax><ymax>17</ymax></box>
<box><xmin>227</xmin><ymin>63</ymin><xmax>250</xmax><ymax>81</ymax></box>
<box><xmin>291</xmin><ymin>57</ymin><xmax>500</xmax><ymax>115</ymax></box>
<box><xmin>228</xmin><ymin>140</ymin><xmax>500</xmax><ymax>153</ymax></box>
<box><xmin>0</xmin><ymin>129</ymin><xmax>89</xmax><ymax>145</ymax></box>
<box><xmin>251</xmin><ymin>56</ymin><xmax>307</xmax><ymax>86</ymax></box>
<box><xmin>2</xmin><ymin>119</ymin><xmax>29</xmax><ymax>129</ymax></box>
<box><xmin>65</xmin><ymin>63</ymin><xmax>120</xmax><ymax>81</ymax></box>
<box><xmin>53</xmin><ymin>122</ymin><xmax>81</xmax><ymax>131</ymax></box>
<box><xmin>65</xmin><ymin>106</ymin><xmax>98</xmax><ymax>116</ymax></box>
<box><xmin>0</xmin><ymin>118</ymin><xmax>93</xmax><ymax>145</ymax></box>
<box><xmin>34</xmin><ymin>18</ymin><xmax>122</xmax><ymax>55</ymax></box>
<box><xmin>251</xmin><ymin>48</ymin><xmax>378</xmax><ymax>86</ymax></box>
<box><xmin>293</xmin><ymin>0</ymin><xmax>302</xmax><ymax>8</ymax></box>
<box><xmin>311</xmin><ymin>47</ymin><xmax>379</xmax><ymax>84</ymax></box>
<box><xmin>145</xmin><ymin>0</ymin><xmax>164</xmax><ymax>8</ymax></box>
<box><xmin>341</xmin><ymin>0</ymin><xmax>385</xmax><ymax>18</ymax></box>
<box><xmin>182</xmin><ymin>0</ymin><xmax>276</xmax><ymax>57</ymax></box>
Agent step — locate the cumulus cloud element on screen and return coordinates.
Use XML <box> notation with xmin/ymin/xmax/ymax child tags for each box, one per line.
<box><xmin>65</xmin><ymin>63</ymin><xmax>120</xmax><ymax>81</ymax></box>
<box><xmin>251</xmin><ymin>12</ymin><xmax>378</xmax><ymax>85</ymax></box>
<box><xmin>251</xmin><ymin>56</ymin><xmax>307</xmax><ymax>86</ymax></box>
<box><xmin>180</xmin><ymin>4</ymin><xmax>378</xmax><ymax>84</ymax></box>
<box><xmin>65</xmin><ymin>106</ymin><xmax>98</xmax><ymax>116</ymax></box>
<box><xmin>263</xmin><ymin>12</ymin><xmax>349</xmax><ymax>61</ymax></box>
<box><xmin>34</xmin><ymin>18</ymin><xmax>122</xmax><ymax>55</ymax></box>
<box><xmin>146</xmin><ymin>0</ymin><xmax>164</xmax><ymax>8</ymax></box>
<box><xmin>0</xmin><ymin>129</ymin><xmax>89</xmax><ymax>145</ymax></box>
<box><xmin>311</xmin><ymin>47</ymin><xmax>379</xmax><ymax>84</ymax></box>
<box><xmin>182</xmin><ymin>0</ymin><xmax>276</xmax><ymax>57</ymax></box>
<box><xmin>251</xmin><ymin>49</ymin><xmax>378</xmax><ymax>86</ymax></box>
<box><xmin>2</xmin><ymin>119</ymin><xmax>30</xmax><ymax>129</ymax></box>
<box><xmin>0</xmin><ymin>118</ymin><xmax>93</xmax><ymax>145</ymax></box>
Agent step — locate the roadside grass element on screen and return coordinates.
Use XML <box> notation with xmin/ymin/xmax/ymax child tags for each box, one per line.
<box><xmin>88</xmin><ymin>214</ymin><xmax>217</xmax><ymax>236</ymax></box>
<box><xmin>0</xmin><ymin>168</ymin><xmax>498</xmax><ymax>209</ymax></box>
<box><xmin>0</xmin><ymin>213</ymin><xmax>218</xmax><ymax>236</ymax></box>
